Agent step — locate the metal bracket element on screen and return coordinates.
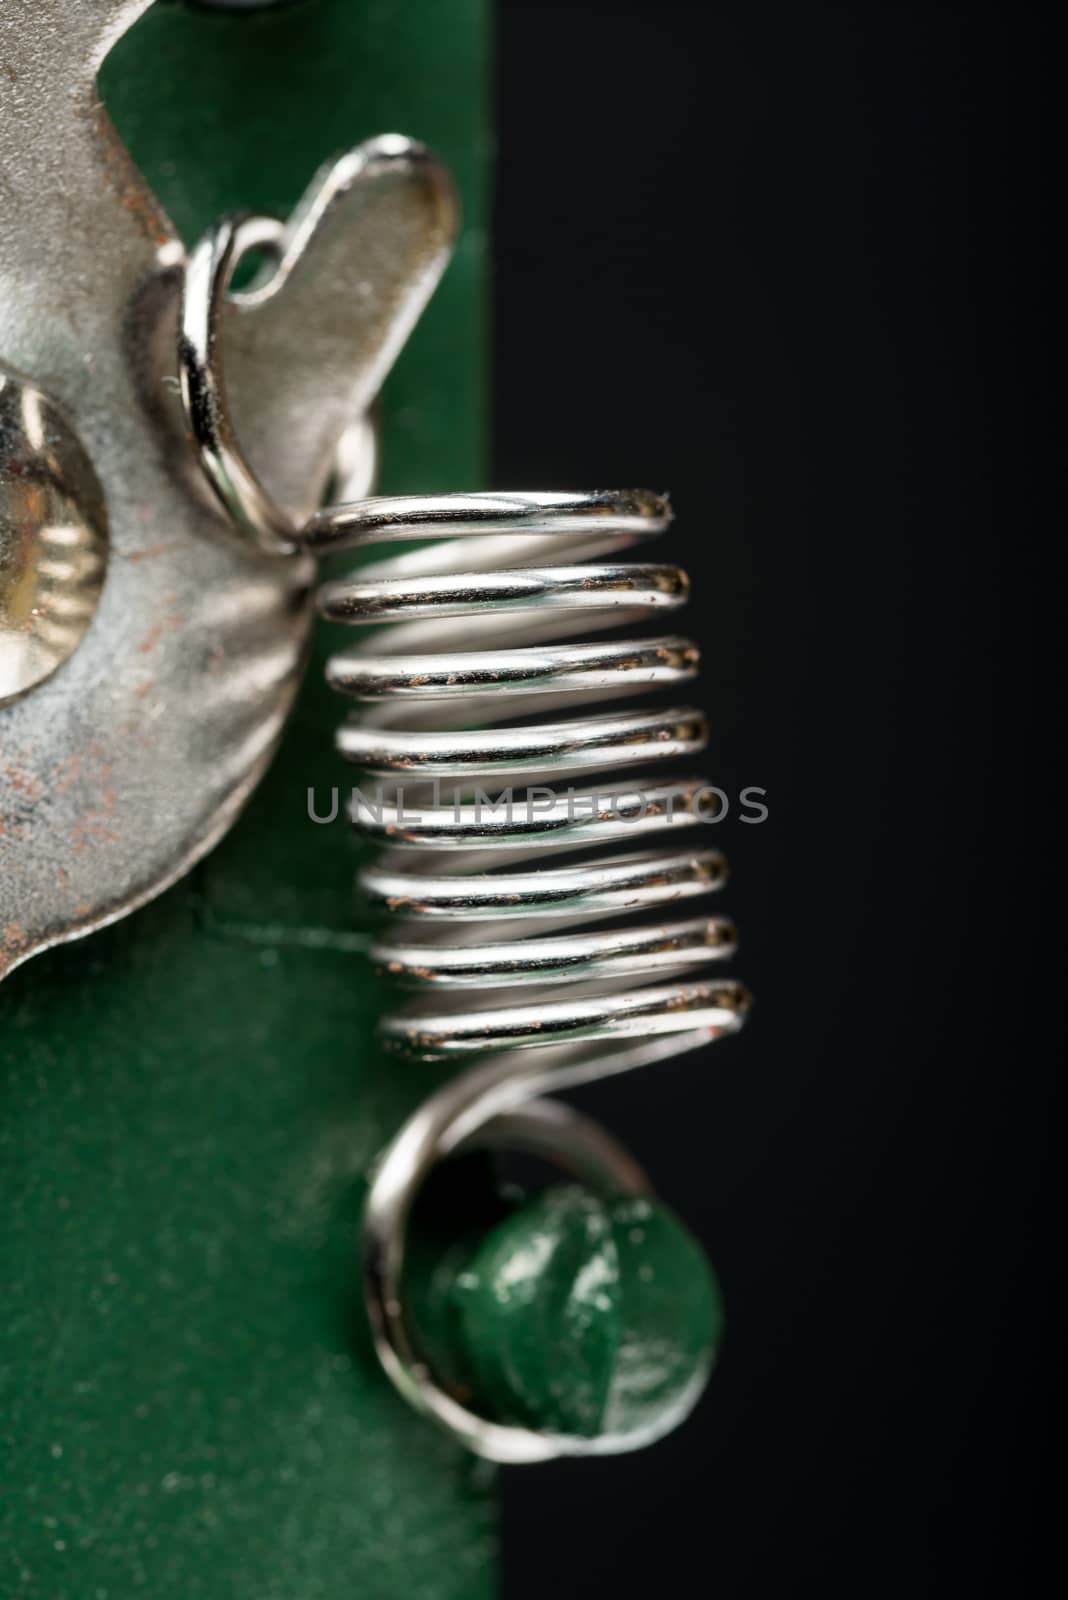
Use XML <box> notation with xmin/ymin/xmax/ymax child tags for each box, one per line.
<box><xmin>0</xmin><ymin>0</ymin><xmax>456</xmax><ymax>980</ymax></box>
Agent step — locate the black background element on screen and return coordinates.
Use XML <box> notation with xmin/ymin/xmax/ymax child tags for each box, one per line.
<box><xmin>493</xmin><ymin>3</ymin><xmax>1059</xmax><ymax>1595</ymax></box>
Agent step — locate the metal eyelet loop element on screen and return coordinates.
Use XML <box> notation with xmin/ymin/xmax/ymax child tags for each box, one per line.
<box><xmin>178</xmin><ymin>213</ymin><xmax>300</xmax><ymax>556</ymax></box>
<box><xmin>362</xmin><ymin>1034</ymin><xmax>735</xmax><ymax>1463</ymax></box>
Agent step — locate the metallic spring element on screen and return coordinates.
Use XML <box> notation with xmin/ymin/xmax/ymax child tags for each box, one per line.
<box><xmin>176</xmin><ymin>205</ymin><xmax>752</xmax><ymax>1454</ymax></box>
<box><xmin>305</xmin><ymin>488</ymin><xmax>750</xmax><ymax>1068</ymax></box>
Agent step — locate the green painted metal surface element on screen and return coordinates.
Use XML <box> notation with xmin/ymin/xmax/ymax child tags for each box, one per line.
<box><xmin>1</xmin><ymin>2</ymin><xmax>494</xmax><ymax>1595</ymax></box>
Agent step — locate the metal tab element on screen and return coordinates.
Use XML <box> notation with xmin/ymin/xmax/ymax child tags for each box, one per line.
<box><xmin>0</xmin><ymin>1</ymin><xmax>456</xmax><ymax>979</ymax></box>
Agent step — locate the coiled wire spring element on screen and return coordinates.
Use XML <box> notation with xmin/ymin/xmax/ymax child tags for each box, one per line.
<box><xmin>306</xmin><ymin>489</ymin><xmax>749</xmax><ymax>1066</ymax></box>
<box><xmin>178</xmin><ymin>201</ymin><xmax>751</xmax><ymax>1457</ymax></box>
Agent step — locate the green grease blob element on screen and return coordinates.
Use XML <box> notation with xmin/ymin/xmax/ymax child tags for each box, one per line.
<box><xmin>444</xmin><ymin>1185</ymin><xmax>724</xmax><ymax>1441</ymax></box>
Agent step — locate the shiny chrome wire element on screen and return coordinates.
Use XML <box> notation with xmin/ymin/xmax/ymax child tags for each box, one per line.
<box><xmin>307</xmin><ymin>489</ymin><xmax>750</xmax><ymax>1068</ymax></box>
<box><xmin>179</xmin><ymin>201</ymin><xmax>752</xmax><ymax>1458</ymax></box>
<box><xmin>310</xmin><ymin>488</ymin><xmax>752</xmax><ymax>1457</ymax></box>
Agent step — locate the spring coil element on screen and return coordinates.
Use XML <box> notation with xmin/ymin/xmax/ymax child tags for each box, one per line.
<box><xmin>176</xmin><ymin>202</ymin><xmax>752</xmax><ymax>1456</ymax></box>
<box><xmin>304</xmin><ymin>489</ymin><xmax>751</xmax><ymax>1067</ymax></box>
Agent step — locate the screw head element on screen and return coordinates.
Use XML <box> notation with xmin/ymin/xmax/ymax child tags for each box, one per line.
<box><xmin>415</xmin><ymin>1183</ymin><xmax>724</xmax><ymax>1444</ymax></box>
<box><xmin>1</xmin><ymin>373</ymin><xmax>108</xmax><ymax>708</ymax></box>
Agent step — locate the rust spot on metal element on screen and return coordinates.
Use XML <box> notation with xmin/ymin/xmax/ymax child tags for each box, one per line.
<box><xmin>53</xmin><ymin>754</ymin><xmax>83</xmax><ymax>795</ymax></box>
<box><xmin>126</xmin><ymin>542</ymin><xmax>170</xmax><ymax>564</ymax></box>
<box><xmin>2</xmin><ymin>921</ymin><xmax>28</xmax><ymax>962</ymax></box>
<box><xmin>90</xmin><ymin>102</ymin><xmax>171</xmax><ymax>248</ymax></box>
<box><xmin>3</xmin><ymin>765</ymin><xmax>42</xmax><ymax>801</ymax></box>
<box><xmin>138</xmin><ymin>621</ymin><xmax>164</xmax><ymax>655</ymax></box>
